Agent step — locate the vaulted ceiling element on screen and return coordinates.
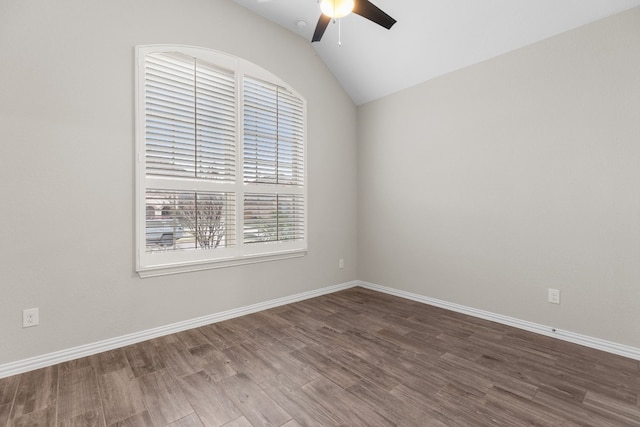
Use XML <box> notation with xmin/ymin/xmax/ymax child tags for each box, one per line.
<box><xmin>233</xmin><ymin>0</ymin><xmax>640</xmax><ymax>105</ymax></box>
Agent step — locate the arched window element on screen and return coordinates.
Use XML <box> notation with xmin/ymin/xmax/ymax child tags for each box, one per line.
<box><xmin>136</xmin><ymin>45</ymin><xmax>306</xmax><ymax>277</ymax></box>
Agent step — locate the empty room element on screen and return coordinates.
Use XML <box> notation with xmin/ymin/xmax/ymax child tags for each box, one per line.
<box><xmin>1</xmin><ymin>0</ymin><xmax>639</xmax><ymax>425</ymax></box>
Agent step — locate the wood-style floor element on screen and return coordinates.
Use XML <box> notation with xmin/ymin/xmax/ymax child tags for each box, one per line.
<box><xmin>1</xmin><ymin>287</ymin><xmax>639</xmax><ymax>426</ymax></box>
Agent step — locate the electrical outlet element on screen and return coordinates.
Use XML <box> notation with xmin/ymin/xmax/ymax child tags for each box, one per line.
<box><xmin>23</xmin><ymin>308</ymin><xmax>39</xmax><ymax>328</ymax></box>
<box><xmin>548</xmin><ymin>288</ymin><xmax>560</xmax><ymax>304</ymax></box>
<box><xmin>338</xmin><ymin>258</ymin><xmax>344</xmax><ymax>269</ymax></box>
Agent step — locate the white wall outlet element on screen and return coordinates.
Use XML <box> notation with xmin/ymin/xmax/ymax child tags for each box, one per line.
<box><xmin>23</xmin><ymin>308</ymin><xmax>39</xmax><ymax>328</ymax></box>
<box><xmin>548</xmin><ymin>288</ymin><xmax>560</xmax><ymax>304</ymax></box>
<box><xmin>338</xmin><ymin>258</ymin><xmax>344</xmax><ymax>269</ymax></box>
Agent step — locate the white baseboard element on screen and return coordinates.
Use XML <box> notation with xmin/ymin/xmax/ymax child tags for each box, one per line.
<box><xmin>357</xmin><ymin>280</ymin><xmax>640</xmax><ymax>362</ymax></box>
<box><xmin>0</xmin><ymin>281</ymin><xmax>359</xmax><ymax>379</ymax></box>
<box><xmin>3</xmin><ymin>279</ymin><xmax>638</xmax><ymax>379</ymax></box>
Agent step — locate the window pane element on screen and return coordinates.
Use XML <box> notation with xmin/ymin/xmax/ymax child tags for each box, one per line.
<box><xmin>243</xmin><ymin>193</ymin><xmax>304</xmax><ymax>244</ymax></box>
<box><xmin>243</xmin><ymin>193</ymin><xmax>277</xmax><ymax>243</ymax></box>
<box><xmin>195</xmin><ymin>60</ymin><xmax>236</xmax><ymax>181</ymax></box>
<box><xmin>146</xmin><ymin>190</ymin><xmax>235</xmax><ymax>252</ymax></box>
<box><xmin>243</xmin><ymin>78</ymin><xmax>304</xmax><ymax>186</ymax></box>
<box><xmin>277</xmin><ymin>90</ymin><xmax>304</xmax><ymax>186</ymax></box>
<box><xmin>277</xmin><ymin>194</ymin><xmax>305</xmax><ymax>241</ymax></box>
<box><xmin>145</xmin><ymin>53</ymin><xmax>236</xmax><ymax>181</ymax></box>
<box><xmin>145</xmin><ymin>53</ymin><xmax>197</xmax><ymax>178</ymax></box>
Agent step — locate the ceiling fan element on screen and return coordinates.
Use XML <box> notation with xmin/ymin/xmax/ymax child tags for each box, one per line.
<box><xmin>312</xmin><ymin>0</ymin><xmax>397</xmax><ymax>43</ymax></box>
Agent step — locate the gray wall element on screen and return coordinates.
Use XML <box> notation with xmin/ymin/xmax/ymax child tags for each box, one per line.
<box><xmin>0</xmin><ymin>0</ymin><xmax>358</xmax><ymax>365</ymax></box>
<box><xmin>358</xmin><ymin>8</ymin><xmax>640</xmax><ymax>348</ymax></box>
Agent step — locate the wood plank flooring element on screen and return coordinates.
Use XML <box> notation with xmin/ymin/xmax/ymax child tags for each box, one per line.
<box><xmin>1</xmin><ymin>287</ymin><xmax>639</xmax><ymax>426</ymax></box>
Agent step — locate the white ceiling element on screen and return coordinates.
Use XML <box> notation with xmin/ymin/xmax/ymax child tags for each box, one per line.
<box><xmin>233</xmin><ymin>0</ymin><xmax>640</xmax><ymax>105</ymax></box>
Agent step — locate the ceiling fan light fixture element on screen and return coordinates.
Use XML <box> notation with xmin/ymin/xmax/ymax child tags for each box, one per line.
<box><xmin>320</xmin><ymin>0</ymin><xmax>354</xmax><ymax>19</ymax></box>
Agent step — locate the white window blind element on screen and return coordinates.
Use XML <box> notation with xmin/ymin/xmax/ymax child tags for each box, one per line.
<box><xmin>145</xmin><ymin>190</ymin><xmax>236</xmax><ymax>252</ymax></box>
<box><xmin>242</xmin><ymin>77</ymin><xmax>305</xmax><ymax>245</ymax></box>
<box><xmin>145</xmin><ymin>52</ymin><xmax>236</xmax><ymax>181</ymax></box>
<box><xmin>136</xmin><ymin>45</ymin><xmax>307</xmax><ymax>277</ymax></box>
<box><xmin>243</xmin><ymin>78</ymin><xmax>304</xmax><ymax>186</ymax></box>
<box><xmin>243</xmin><ymin>193</ymin><xmax>305</xmax><ymax>244</ymax></box>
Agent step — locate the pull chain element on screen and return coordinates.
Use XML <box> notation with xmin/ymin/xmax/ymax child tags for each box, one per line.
<box><xmin>333</xmin><ymin>0</ymin><xmax>342</xmax><ymax>46</ymax></box>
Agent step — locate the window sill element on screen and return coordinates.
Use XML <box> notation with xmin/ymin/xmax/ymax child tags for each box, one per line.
<box><xmin>137</xmin><ymin>249</ymin><xmax>307</xmax><ymax>278</ymax></box>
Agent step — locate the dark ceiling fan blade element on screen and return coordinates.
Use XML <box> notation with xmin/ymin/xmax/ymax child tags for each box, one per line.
<box><xmin>352</xmin><ymin>0</ymin><xmax>397</xmax><ymax>30</ymax></box>
<box><xmin>312</xmin><ymin>14</ymin><xmax>332</xmax><ymax>42</ymax></box>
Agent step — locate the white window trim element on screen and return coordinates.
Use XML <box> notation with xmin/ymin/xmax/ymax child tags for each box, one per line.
<box><xmin>135</xmin><ymin>45</ymin><xmax>307</xmax><ymax>278</ymax></box>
